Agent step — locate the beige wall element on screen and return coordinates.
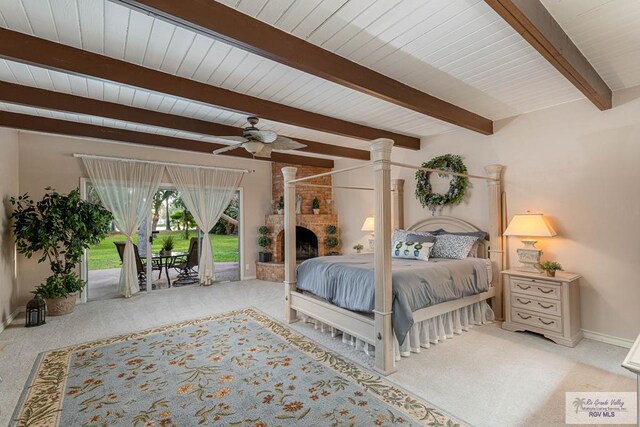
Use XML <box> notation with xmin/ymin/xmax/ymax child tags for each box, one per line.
<box><xmin>0</xmin><ymin>128</ymin><xmax>19</xmax><ymax>326</ymax></box>
<box><xmin>335</xmin><ymin>85</ymin><xmax>640</xmax><ymax>342</ymax></box>
<box><xmin>16</xmin><ymin>132</ymin><xmax>273</xmax><ymax>305</ymax></box>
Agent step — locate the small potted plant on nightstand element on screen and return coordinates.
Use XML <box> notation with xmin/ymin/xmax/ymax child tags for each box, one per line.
<box><xmin>540</xmin><ymin>261</ymin><xmax>563</xmax><ymax>277</ymax></box>
<box><xmin>258</xmin><ymin>226</ymin><xmax>272</xmax><ymax>262</ymax></box>
<box><xmin>312</xmin><ymin>197</ymin><xmax>320</xmax><ymax>214</ymax></box>
<box><xmin>353</xmin><ymin>244</ymin><xmax>364</xmax><ymax>254</ymax></box>
<box><xmin>160</xmin><ymin>235</ymin><xmax>174</xmax><ymax>255</ymax></box>
<box><xmin>276</xmin><ymin>196</ymin><xmax>284</xmax><ymax>215</ymax></box>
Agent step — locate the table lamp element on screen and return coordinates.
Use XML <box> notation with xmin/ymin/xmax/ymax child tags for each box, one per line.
<box><xmin>504</xmin><ymin>213</ymin><xmax>556</xmax><ymax>272</ymax></box>
<box><xmin>361</xmin><ymin>216</ymin><xmax>375</xmax><ymax>251</ymax></box>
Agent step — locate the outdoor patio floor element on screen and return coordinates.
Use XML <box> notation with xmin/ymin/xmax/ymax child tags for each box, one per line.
<box><xmin>87</xmin><ymin>262</ymin><xmax>240</xmax><ymax>301</ymax></box>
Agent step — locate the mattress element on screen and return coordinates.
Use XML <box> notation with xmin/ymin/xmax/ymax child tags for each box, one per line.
<box><xmin>295</xmin><ymin>254</ymin><xmax>492</xmax><ymax>345</ymax></box>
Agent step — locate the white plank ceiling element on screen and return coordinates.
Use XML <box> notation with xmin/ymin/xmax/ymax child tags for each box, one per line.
<box><xmin>0</xmin><ymin>0</ymin><xmax>457</xmax><ymax>145</ymax></box>
<box><xmin>541</xmin><ymin>0</ymin><xmax>640</xmax><ymax>91</ymax></box>
<box><xmin>0</xmin><ymin>58</ymin><xmax>369</xmax><ymax>150</ymax></box>
<box><xmin>216</xmin><ymin>0</ymin><xmax>584</xmax><ymax>117</ymax></box>
<box><xmin>0</xmin><ymin>0</ymin><xmax>622</xmax><ymax>157</ymax></box>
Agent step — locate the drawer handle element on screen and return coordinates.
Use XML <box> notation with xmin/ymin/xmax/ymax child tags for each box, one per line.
<box><xmin>538</xmin><ymin>302</ymin><xmax>553</xmax><ymax>309</ymax></box>
<box><xmin>517</xmin><ymin>313</ymin><xmax>532</xmax><ymax>320</ymax></box>
<box><xmin>516</xmin><ymin>298</ymin><xmax>531</xmax><ymax>305</ymax></box>
<box><xmin>517</xmin><ymin>285</ymin><xmax>531</xmax><ymax>290</ymax></box>
<box><xmin>538</xmin><ymin>288</ymin><xmax>554</xmax><ymax>294</ymax></box>
<box><xmin>538</xmin><ymin>318</ymin><xmax>555</xmax><ymax>325</ymax></box>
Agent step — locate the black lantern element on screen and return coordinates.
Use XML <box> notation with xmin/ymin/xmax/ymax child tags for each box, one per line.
<box><xmin>25</xmin><ymin>295</ymin><xmax>46</xmax><ymax>327</ymax></box>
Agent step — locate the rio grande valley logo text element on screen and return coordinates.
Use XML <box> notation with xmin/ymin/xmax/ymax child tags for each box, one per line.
<box><xmin>566</xmin><ymin>392</ymin><xmax>636</xmax><ymax>424</ymax></box>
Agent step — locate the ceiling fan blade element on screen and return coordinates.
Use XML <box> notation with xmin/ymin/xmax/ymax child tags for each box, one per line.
<box><xmin>209</xmin><ymin>136</ymin><xmax>247</xmax><ymax>145</ymax></box>
<box><xmin>212</xmin><ymin>143</ymin><xmax>244</xmax><ymax>155</ymax></box>
<box><xmin>270</xmin><ymin>136</ymin><xmax>307</xmax><ymax>151</ymax></box>
<box><xmin>254</xmin><ymin>144</ymin><xmax>272</xmax><ymax>158</ymax></box>
<box><xmin>245</xmin><ymin>129</ymin><xmax>277</xmax><ymax>143</ymax></box>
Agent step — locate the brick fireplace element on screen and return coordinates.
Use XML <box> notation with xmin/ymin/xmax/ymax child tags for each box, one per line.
<box><xmin>256</xmin><ymin>162</ymin><xmax>339</xmax><ymax>282</ymax></box>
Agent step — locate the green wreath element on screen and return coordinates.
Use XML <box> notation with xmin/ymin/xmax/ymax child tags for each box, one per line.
<box><xmin>415</xmin><ymin>154</ymin><xmax>469</xmax><ymax>213</ymax></box>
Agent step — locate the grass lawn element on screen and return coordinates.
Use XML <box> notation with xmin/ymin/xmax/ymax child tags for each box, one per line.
<box><xmin>88</xmin><ymin>230</ymin><xmax>239</xmax><ymax>270</ymax></box>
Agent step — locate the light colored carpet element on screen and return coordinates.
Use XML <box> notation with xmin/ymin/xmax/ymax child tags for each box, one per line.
<box><xmin>0</xmin><ymin>280</ymin><xmax>634</xmax><ymax>427</ymax></box>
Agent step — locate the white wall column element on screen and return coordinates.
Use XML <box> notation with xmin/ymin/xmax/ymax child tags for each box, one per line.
<box><xmin>485</xmin><ymin>164</ymin><xmax>505</xmax><ymax>320</ymax></box>
<box><xmin>371</xmin><ymin>138</ymin><xmax>396</xmax><ymax>375</ymax></box>
<box><xmin>282</xmin><ymin>166</ymin><xmax>298</xmax><ymax>323</ymax></box>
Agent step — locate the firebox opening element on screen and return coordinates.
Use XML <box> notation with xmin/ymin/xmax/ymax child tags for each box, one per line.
<box><xmin>281</xmin><ymin>226</ymin><xmax>319</xmax><ymax>261</ymax></box>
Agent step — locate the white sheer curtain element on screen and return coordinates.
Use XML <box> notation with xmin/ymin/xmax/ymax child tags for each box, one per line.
<box><xmin>82</xmin><ymin>158</ymin><xmax>165</xmax><ymax>297</ymax></box>
<box><xmin>167</xmin><ymin>166</ymin><xmax>244</xmax><ymax>285</ymax></box>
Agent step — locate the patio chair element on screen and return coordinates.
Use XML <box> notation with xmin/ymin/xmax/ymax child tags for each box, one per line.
<box><xmin>114</xmin><ymin>241</ymin><xmax>161</xmax><ymax>290</ymax></box>
<box><xmin>172</xmin><ymin>237</ymin><xmax>199</xmax><ymax>286</ymax></box>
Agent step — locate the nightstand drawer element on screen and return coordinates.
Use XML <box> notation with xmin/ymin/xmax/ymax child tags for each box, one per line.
<box><xmin>511</xmin><ymin>293</ymin><xmax>562</xmax><ymax>316</ymax></box>
<box><xmin>511</xmin><ymin>308</ymin><xmax>562</xmax><ymax>333</ymax></box>
<box><xmin>510</xmin><ymin>278</ymin><xmax>559</xmax><ymax>300</ymax></box>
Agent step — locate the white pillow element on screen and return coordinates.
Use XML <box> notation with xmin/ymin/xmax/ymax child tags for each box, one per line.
<box><xmin>431</xmin><ymin>234</ymin><xmax>479</xmax><ymax>260</ymax></box>
<box><xmin>392</xmin><ymin>240</ymin><xmax>434</xmax><ymax>261</ymax></box>
<box><xmin>392</xmin><ymin>229</ymin><xmax>434</xmax><ymax>251</ymax></box>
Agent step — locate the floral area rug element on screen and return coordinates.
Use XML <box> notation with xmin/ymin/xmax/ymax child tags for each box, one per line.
<box><xmin>13</xmin><ymin>308</ymin><xmax>462</xmax><ymax>426</ymax></box>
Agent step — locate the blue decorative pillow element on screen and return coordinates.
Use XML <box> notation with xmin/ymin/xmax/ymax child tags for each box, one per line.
<box><xmin>432</xmin><ymin>229</ymin><xmax>488</xmax><ymax>240</ymax></box>
<box><xmin>406</xmin><ymin>233</ymin><xmax>437</xmax><ymax>244</ymax></box>
<box><xmin>392</xmin><ymin>240</ymin><xmax>434</xmax><ymax>261</ymax></box>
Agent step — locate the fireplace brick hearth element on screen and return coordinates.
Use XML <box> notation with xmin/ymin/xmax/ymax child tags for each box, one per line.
<box><xmin>256</xmin><ymin>163</ymin><xmax>339</xmax><ymax>282</ymax></box>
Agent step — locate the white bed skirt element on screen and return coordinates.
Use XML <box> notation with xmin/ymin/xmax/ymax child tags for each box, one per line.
<box><xmin>298</xmin><ymin>301</ymin><xmax>495</xmax><ymax>362</ymax></box>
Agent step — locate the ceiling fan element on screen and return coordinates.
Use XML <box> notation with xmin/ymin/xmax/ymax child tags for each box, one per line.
<box><xmin>211</xmin><ymin>117</ymin><xmax>306</xmax><ymax>158</ymax></box>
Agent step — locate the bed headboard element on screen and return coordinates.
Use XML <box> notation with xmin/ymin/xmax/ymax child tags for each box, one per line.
<box><xmin>408</xmin><ymin>216</ymin><xmax>489</xmax><ymax>259</ymax></box>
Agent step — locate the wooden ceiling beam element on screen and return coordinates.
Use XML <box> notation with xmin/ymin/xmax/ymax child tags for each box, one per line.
<box><xmin>113</xmin><ymin>0</ymin><xmax>494</xmax><ymax>135</ymax></box>
<box><xmin>0</xmin><ymin>81</ymin><xmax>369</xmax><ymax>161</ymax></box>
<box><xmin>0</xmin><ymin>28</ymin><xmax>419</xmax><ymax>150</ymax></box>
<box><xmin>485</xmin><ymin>0</ymin><xmax>612</xmax><ymax>110</ymax></box>
<box><xmin>0</xmin><ymin>111</ymin><xmax>334</xmax><ymax>168</ymax></box>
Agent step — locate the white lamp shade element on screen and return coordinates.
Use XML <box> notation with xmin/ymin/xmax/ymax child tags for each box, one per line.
<box><xmin>361</xmin><ymin>217</ymin><xmax>375</xmax><ymax>232</ymax></box>
<box><xmin>504</xmin><ymin>213</ymin><xmax>557</xmax><ymax>237</ymax></box>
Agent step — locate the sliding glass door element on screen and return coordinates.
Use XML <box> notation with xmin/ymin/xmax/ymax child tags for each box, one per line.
<box><xmin>81</xmin><ymin>182</ymin><xmax>242</xmax><ymax>301</ymax></box>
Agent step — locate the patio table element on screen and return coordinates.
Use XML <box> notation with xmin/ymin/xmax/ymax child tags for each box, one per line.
<box><xmin>152</xmin><ymin>251</ymin><xmax>187</xmax><ymax>287</ymax></box>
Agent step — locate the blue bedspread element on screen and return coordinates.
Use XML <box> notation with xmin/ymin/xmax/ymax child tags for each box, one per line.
<box><xmin>295</xmin><ymin>254</ymin><xmax>490</xmax><ymax>345</ymax></box>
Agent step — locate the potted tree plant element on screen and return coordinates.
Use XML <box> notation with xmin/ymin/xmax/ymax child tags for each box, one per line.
<box><xmin>10</xmin><ymin>188</ymin><xmax>112</xmax><ymax>316</ymax></box>
<box><xmin>540</xmin><ymin>261</ymin><xmax>563</xmax><ymax>277</ymax></box>
<box><xmin>277</xmin><ymin>196</ymin><xmax>285</xmax><ymax>215</ymax></box>
<box><xmin>258</xmin><ymin>226</ymin><xmax>272</xmax><ymax>262</ymax></box>
<box><xmin>312</xmin><ymin>197</ymin><xmax>320</xmax><ymax>214</ymax></box>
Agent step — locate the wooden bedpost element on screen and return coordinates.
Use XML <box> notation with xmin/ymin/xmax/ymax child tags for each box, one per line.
<box><xmin>391</xmin><ymin>179</ymin><xmax>404</xmax><ymax>230</ymax></box>
<box><xmin>371</xmin><ymin>138</ymin><xmax>396</xmax><ymax>375</ymax></box>
<box><xmin>485</xmin><ymin>165</ymin><xmax>505</xmax><ymax>320</ymax></box>
<box><xmin>282</xmin><ymin>166</ymin><xmax>298</xmax><ymax>323</ymax></box>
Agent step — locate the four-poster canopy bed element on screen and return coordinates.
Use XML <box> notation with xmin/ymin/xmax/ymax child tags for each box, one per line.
<box><xmin>283</xmin><ymin>139</ymin><xmax>505</xmax><ymax>375</ymax></box>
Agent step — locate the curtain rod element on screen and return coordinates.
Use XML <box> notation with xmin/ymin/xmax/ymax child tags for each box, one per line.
<box><xmin>73</xmin><ymin>154</ymin><xmax>254</xmax><ymax>173</ymax></box>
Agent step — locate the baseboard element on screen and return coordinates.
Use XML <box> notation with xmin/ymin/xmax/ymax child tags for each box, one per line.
<box><xmin>243</xmin><ymin>275</ymin><xmax>257</xmax><ymax>280</ymax></box>
<box><xmin>582</xmin><ymin>329</ymin><xmax>634</xmax><ymax>349</ymax></box>
<box><xmin>0</xmin><ymin>307</ymin><xmax>24</xmax><ymax>334</ymax></box>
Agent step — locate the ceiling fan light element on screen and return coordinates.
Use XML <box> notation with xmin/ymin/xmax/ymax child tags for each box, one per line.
<box><xmin>243</xmin><ymin>141</ymin><xmax>265</xmax><ymax>155</ymax></box>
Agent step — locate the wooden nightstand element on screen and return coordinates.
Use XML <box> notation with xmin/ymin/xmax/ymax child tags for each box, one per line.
<box><xmin>502</xmin><ymin>269</ymin><xmax>582</xmax><ymax>347</ymax></box>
